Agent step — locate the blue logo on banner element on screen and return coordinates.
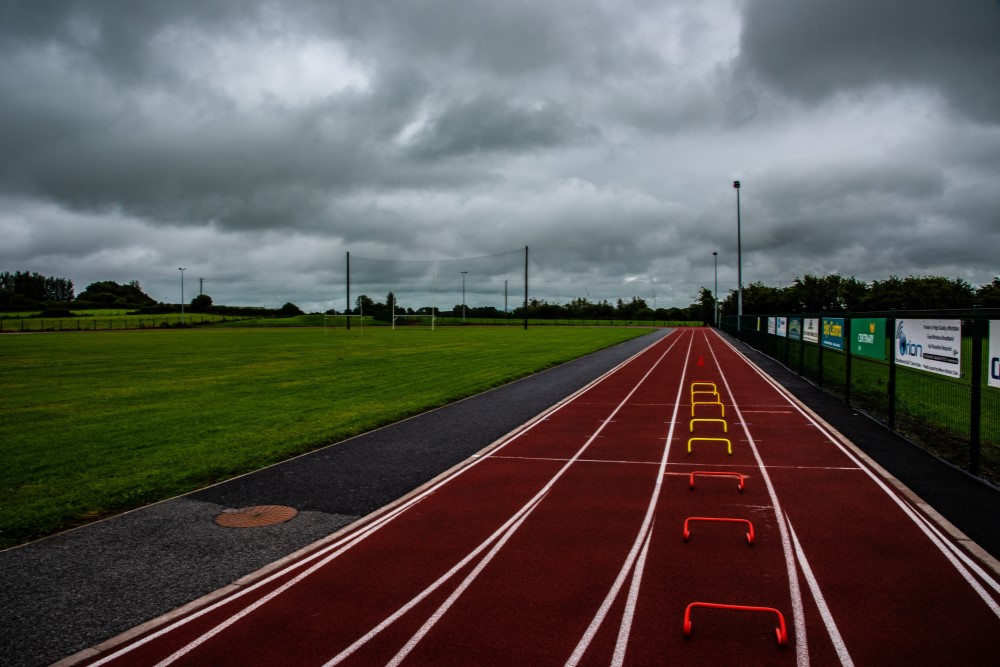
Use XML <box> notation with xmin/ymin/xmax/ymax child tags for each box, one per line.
<box><xmin>897</xmin><ymin>321</ymin><xmax>922</xmax><ymax>358</ymax></box>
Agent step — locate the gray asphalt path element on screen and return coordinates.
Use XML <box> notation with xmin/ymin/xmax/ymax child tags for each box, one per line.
<box><xmin>0</xmin><ymin>328</ymin><xmax>672</xmax><ymax>667</ymax></box>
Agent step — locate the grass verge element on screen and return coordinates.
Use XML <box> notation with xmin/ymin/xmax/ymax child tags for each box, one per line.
<box><xmin>0</xmin><ymin>325</ymin><xmax>653</xmax><ymax>548</ymax></box>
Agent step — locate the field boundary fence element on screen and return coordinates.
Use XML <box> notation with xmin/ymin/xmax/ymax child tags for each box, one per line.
<box><xmin>0</xmin><ymin>313</ymin><xmax>254</xmax><ymax>332</ymax></box>
<box><xmin>721</xmin><ymin>308</ymin><xmax>1000</xmax><ymax>487</ymax></box>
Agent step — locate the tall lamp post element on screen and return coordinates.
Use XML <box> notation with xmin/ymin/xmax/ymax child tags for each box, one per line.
<box><xmin>461</xmin><ymin>271</ymin><xmax>468</xmax><ymax>323</ymax></box>
<box><xmin>179</xmin><ymin>267</ymin><xmax>186</xmax><ymax>325</ymax></box>
<box><xmin>712</xmin><ymin>251</ymin><xmax>718</xmax><ymax>327</ymax></box>
<box><xmin>733</xmin><ymin>180</ymin><xmax>743</xmax><ymax>331</ymax></box>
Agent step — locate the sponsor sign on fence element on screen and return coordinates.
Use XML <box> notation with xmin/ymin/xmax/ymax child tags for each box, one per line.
<box><xmin>852</xmin><ymin>317</ymin><xmax>886</xmax><ymax>360</ymax></box>
<box><xmin>894</xmin><ymin>319</ymin><xmax>961</xmax><ymax>378</ymax></box>
<box><xmin>767</xmin><ymin>317</ymin><xmax>776</xmax><ymax>335</ymax></box>
<box><xmin>787</xmin><ymin>317</ymin><xmax>802</xmax><ymax>340</ymax></box>
<box><xmin>776</xmin><ymin>317</ymin><xmax>787</xmax><ymax>337</ymax></box>
<box><xmin>803</xmin><ymin>318</ymin><xmax>819</xmax><ymax>343</ymax></box>
<box><xmin>822</xmin><ymin>317</ymin><xmax>845</xmax><ymax>350</ymax></box>
<box><xmin>990</xmin><ymin>321</ymin><xmax>1000</xmax><ymax>389</ymax></box>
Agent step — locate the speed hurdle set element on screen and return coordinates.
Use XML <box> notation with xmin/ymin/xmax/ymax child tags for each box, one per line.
<box><xmin>688</xmin><ymin>382</ymin><xmax>731</xmax><ymax>456</ymax></box>
<box><xmin>681</xmin><ymin>379</ymin><xmax>788</xmax><ymax>647</ymax></box>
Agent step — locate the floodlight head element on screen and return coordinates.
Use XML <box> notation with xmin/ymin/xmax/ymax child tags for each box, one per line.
<box><xmin>733</xmin><ymin>180</ymin><xmax>740</xmax><ymax>189</ymax></box>
<box><xmin>713</xmin><ymin>251</ymin><xmax>718</xmax><ymax>256</ymax></box>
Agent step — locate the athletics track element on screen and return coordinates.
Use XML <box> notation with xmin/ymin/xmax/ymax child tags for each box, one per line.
<box><xmin>70</xmin><ymin>328</ymin><xmax>1000</xmax><ymax>666</ymax></box>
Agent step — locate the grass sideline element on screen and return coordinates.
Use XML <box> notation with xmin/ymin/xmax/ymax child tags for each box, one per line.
<box><xmin>0</xmin><ymin>325</ymin><xmax>654</xmax><ymax>548</ymax></box>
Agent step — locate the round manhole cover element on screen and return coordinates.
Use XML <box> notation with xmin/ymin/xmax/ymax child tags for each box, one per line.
<box><xmin>214</xmin><ymin>505</ymin><xmax>298</xmax><ymax>528</ymax></box>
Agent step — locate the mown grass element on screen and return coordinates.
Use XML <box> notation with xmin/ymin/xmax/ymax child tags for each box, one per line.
<box><xmin>0</xmin><ymin>325</ymin><xmax>653</xmax><ymax>548</ymax></box>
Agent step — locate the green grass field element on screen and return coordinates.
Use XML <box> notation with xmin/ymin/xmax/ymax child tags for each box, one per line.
<box><xmin>0</xmin><ymin>325</ymin><xmax>654</xmax><ymax>548</ymax></box>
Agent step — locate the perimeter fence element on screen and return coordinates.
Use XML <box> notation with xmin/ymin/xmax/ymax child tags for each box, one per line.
<box><xmin>721</xmin><ymin>308</ymin><xmax>1000</xmax><ymax>487</ymax></box>
<box><xmin>0</xmin><ymin>313</ymin><xmax>254</xmax><ymax>332</ymax></box>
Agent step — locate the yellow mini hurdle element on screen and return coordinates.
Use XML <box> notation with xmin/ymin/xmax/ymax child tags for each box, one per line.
<box><xmin>687</xmin><ymin>437</ymin><xmax>733</xmax><ymax>455</ymax></box>
<box><xmin>690</xmin><ymin>418</ymin><xmax>727</xmax><ymax>433</ymax></box>
<box><xmin>691</xmin><ymin>400</ymin><xmax>725</xmax><ymax>417</ymax></box>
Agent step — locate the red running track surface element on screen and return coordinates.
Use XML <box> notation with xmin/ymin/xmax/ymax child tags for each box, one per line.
<box><xmin>74</xmin><ymin>328</ymin><xmax>1000</xmax><ymax>666</ymax></box>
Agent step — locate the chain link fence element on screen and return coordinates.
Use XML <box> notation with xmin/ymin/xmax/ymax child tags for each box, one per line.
<box><xmin>721</xmin><ymin>308</ymin><xmax>1000</xmax><ymax>487</ymax></box>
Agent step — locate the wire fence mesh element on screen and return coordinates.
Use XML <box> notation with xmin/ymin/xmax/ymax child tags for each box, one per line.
<box><xmin>721</xmin><ymin>308</ymin><xmax>1000</xmax><ymax>487</ymax></box>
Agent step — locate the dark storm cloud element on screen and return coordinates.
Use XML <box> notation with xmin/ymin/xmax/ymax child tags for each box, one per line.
<box><xmin>739</xmin><ymin>0</ymin><xmax>1000</xmax><ymax>123</ymax></box>
<box><xmin>1</xmin><ymin>0</ymin><xmax>998</xmax><ymax>311</ymax></box>
<box><xmin>405</xmin><ymin>96</ymin><xmax>597</xmax><ymax>160</ymax></box>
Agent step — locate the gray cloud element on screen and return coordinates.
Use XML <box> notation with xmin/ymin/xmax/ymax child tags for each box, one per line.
<box><xmin>1</xmin><ymin>0</ymin><xmax>998</xmax><ymax>312</ymax></box>
<box><xmin>739</xmin><ymin>0</ymin><xmax>1000</xmax><ymax>123</ymax></box>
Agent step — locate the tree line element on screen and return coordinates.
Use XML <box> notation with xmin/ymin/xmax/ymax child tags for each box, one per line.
<box><xmin>1</xmin><ymin>271</ymin><xmax>301</xmax><ymax>318</ymax></box>
<box><xmin>346</xmin><ymin>292</ymin><xmax>704</xmax><ymax>322</ymax></box>
<box><xmin>0</xmin><ymin>271</ymin><xmax>74</xmax><ymax>306</ymax></box>
<box><xmin>713</xmin><ymin>274</ymin><xmax>1000</xmax><ymax>316</ymax></box>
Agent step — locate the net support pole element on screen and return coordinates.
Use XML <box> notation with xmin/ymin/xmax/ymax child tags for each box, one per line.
<box><xmin>346</xmin><ymin>251</ymin><xmax>351</xmax><ymax>330</ymax></box>
<box><xmin>523</xmin><ymin>245</ymin><xmax>529</xmax><ymax>330</ymax></box>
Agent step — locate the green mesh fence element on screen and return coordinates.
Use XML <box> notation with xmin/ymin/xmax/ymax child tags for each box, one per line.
<box><xmin>720</xmin><ymin>309</ymin><xmax>1000</xmax><ymax>487</ymax></box>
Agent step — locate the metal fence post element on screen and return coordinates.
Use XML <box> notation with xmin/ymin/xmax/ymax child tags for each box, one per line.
<box><xmin>888</xmin><ymin>309</ymin><xmax>896</xmax><ymax>430</ymax></box>
<box><xmin>817</xmin><ymin>311</ymin><xmax>824</xmax><ymax>389</ymax></box>
<box><xmin>970</xmin><ymin>306</ymin><xmax>983</xmax><ymax>476</ymax></box>
<box><xmin>845</xmin><ymin>315</ymin><xmax>852</xmax><ymax>406</ymax></box>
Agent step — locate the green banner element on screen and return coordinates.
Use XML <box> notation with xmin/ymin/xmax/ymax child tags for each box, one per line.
<box><xmin>852</xmin><ymin>317</ymin><xmax>886</xmax><ymax>360</ymax></box>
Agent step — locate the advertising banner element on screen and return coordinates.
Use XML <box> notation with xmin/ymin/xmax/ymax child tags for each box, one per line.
<box><xmin>990</xmin><ymin>321</ymin><xmax>1000</xmax><ymax>389</ymax></box>
<box><xmin>852</xmin><ymin>317</ymin><xmax>886</xmax><ymax>360</ymax></box>
<box><xmin>776</xmin><ymin>317</ymin><xmax>787</xmax><ymax>337</ymax></box>
<box><xmin>821</xmin><ymin>317</ymin><xmax>845</xmax><ymax>350</ymax></box>
<box><xmin>767</xmin><ymin>317</ymin><xmax>776</xmax><ymax>335</ymax></box>
<box><xmin>787</xmin><ymin>317</ymin><xmax>803</xmax><ymax>340</ymax></box>
<box><xmin>803</xmin><ymin>318</ymin><xmax>820</xmax><ymax>344</ymax></box>
<box><xmin>894</xmin><ymin>319</ymin><xmax>961</xmax><ymax>378</ymax></box>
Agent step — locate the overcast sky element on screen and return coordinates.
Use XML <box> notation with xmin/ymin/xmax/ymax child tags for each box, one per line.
<box><xmin>2</xmin><ymin>0</ymin><xmax>999</xmax><ymax>312</ymax></box>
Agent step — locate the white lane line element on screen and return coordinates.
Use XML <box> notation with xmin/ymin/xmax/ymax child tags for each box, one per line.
<box><xmin>384</xmin><ymin>492</ymin><xmax>544</xmax><ymax>667</ymax></box>
<box><xmin>566</xmin><ymin>329</ymin><xmax>693</xmax><ymax>666</ymax></box>
<box><xmin>714</xmin><ymin>330</ymin><xmax>1000</xmax><ymax>619</ymax></box>
<box><xmin>612</xmin><ymin>523</ymin><xmax>655</xmax><ymax>666</ymax></box>
<box><xmin>900</xmin><ymin>498</ymin><xmax>1000</xmax><ymax>597</ymax></box>
<box><xmin>328</xmin><ymin>490</ymin><xmax>550</xmax><ymax>667</ymax></box>
<box><xmin>786</xmin><ymin>515</ymin><xmax>855</xmax><ymax>666</ymax></box>
<box><xmin>323</xmin><ymin>330</ymin><xmax>687</xmax><ymax>665</ymax></box>
<box><xmin>707</xmin><ymin>330</ymin><xmax>811</xmax><ymax>667</ymax></box>
<box><xmin>90</xmin><ymin>332</ymin><xmax>678</xmax><ymax>666</ymax></box>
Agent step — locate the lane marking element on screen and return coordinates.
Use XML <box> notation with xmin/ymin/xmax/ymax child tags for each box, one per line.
<box><xmin>567</xmin><ymin>330</ymin><xmax>694</xmax><ymax>665</ymax></box>
<box><xmin>787</xmin><ymin>515</ymin><xmax>855</xmax><ymax>666</ymax></box>
<box><xmin>612</xmin><ymin>522</ymin><xmax>655</xmax><ymax>666</ymax></box>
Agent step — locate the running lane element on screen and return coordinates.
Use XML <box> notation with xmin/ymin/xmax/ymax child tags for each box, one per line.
<box><xmin>71</xmin><ymin>327</ymin><xmax>1000</xmax><ymax>666</ymax></box>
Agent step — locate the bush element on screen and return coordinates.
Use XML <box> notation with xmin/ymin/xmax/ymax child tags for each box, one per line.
<box><xmin>279</xmin><ymin>302</ymin><xmax>304</xmax><ymax>317</ymax></box>
<box><xmin>35</xmin><ymin>308</ymin><xmax>77</xmax><ymax>318</ymax></box>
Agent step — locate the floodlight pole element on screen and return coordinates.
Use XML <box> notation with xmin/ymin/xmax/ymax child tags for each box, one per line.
<box><xmin>179</xmin><ymin>267</ymin><xmax>186</xmax><ymax>325</ymax></box>
<box><xmin>346</xmin><ymin>251</ymin><xmax>351</xmax><ymax>330</ymax></box>
<box><xmin>713</xmin><ymin>251</ymin><xmax>718</xmax><ymax>327</ymax></box>
<box><xmin>733</xmin><ymin>180</ymin><xmax>743</xmax><ymax>332</ymax></box>
<box><xmin>461</xmin><ymin>271</ymin><xmax>468</xmax><ymax>323</ymax></box>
